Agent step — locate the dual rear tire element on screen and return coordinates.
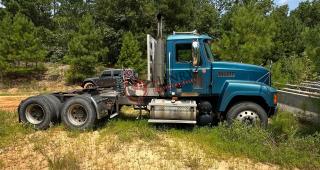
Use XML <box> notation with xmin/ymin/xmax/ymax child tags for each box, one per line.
<box><xmin>19</xmin><ymin>95</ymin><xmax>97</xmax><ymax>130</ymax></box>
<box><xmin>19</xmin><ymin>95</ymin><xmax>61</xmax><ymax>130</ymax></box>
<box><xmin>60</xmin><ymin>96</ymin><xmax>96</xmax><ymax>130</ymax></box>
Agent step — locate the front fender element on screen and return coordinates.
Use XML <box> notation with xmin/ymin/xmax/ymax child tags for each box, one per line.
<box><xmin>218</xmin><ymin>80</ymin><xmax>276</xmax><ymax>112</ymax></box>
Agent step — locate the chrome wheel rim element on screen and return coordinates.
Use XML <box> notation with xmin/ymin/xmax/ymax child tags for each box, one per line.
<box><xmin>236</xmin><ymin>110</ymin><xmax>260</xmax><ymax>125</ymax></box>
<box><xmin>25</xmin><ymin>104</ymin><xmax>45</xmax><ymax>125</ymax></box>
<box><xmin>67</xmin><ymin>104</ymin><xmax>88</xmax><ymax>126</ymax></box>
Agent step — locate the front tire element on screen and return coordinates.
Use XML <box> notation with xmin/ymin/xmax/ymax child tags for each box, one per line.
<box><xmin>61</xmin><ymin>96</ymin><xmax>96</xmax><ymax>130</ymax></box>
<box><xmin>226</xmin><ymin>102</ymin><xmax>268</xmax><ymax>128</ymax></box>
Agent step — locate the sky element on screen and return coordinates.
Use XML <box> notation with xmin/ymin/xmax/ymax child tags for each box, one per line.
<box><xmin>275</xmin><ymin>0</ymin><xmax>306</xmax><ymax>11</ymax></box>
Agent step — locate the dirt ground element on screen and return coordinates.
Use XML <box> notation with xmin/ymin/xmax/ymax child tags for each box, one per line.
<box><xmin>0</xmin><ymin>96</ymin><xmax>29</xmax><ymax>112</ymax></box>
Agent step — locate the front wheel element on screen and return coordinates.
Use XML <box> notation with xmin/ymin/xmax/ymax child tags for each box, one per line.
<box><xmin>226</xmin><ymin>102</ymin><xmax>268</xmax><ymax>128</ymax></box>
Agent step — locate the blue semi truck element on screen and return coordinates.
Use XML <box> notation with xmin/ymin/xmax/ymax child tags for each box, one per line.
<box><xmin>18</xmin><ymin>19</ymin><xmax>277</xmax><ymax>130</ymax></box>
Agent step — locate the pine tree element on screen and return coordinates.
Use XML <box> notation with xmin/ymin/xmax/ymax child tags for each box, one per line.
<box><xmin>0</xmin><ymin>13</ymin><xmax>46</xmax><ymax>77</ymax></box>
<box><xmin>116</xmin><ymin>32</ymin><xmax>145</xmax><ymax>74</ymax></box>
<box><xmin>65</xmin><ymin>14</ymin><xmax>108</xmax><ymax>83</ymax></box>
<box><xmin>216</xmin><ymin>2</ymin><xmax>276</xmax><ymax>65</ymax></box>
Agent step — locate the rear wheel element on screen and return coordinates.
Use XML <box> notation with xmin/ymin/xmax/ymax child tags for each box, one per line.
<box><xmin>18</xmin><ymin>96</ymin><xmax>53</xmax><ymax>130</ymax></box>
<box><xmin>226</xmin><ymin>102</ymin><xmax>268</xmax><ymax>128</ymax></box>
<box><xmin>61</xmin><ymin>96</ymin><xmax>96</xmax><ymax>130</ymax></box>
<box><xmin>84</xmin><ymin>82</ymin><xmax>95</xmax><ymax>89</ymax></box>
<box><xmin>42</xmin><ymin>94</ymin><xmax>62</xmax><ymax>122</ymax></box>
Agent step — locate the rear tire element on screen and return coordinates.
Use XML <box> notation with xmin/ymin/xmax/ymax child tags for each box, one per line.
<box><xmin>226</xmin><ymin>102</ymin><xmax>268</xmax><ymax>128</ymax></box>
<box><xmin>18</xmin><ymin>96</ymin><xmax>53</xmax><ymax>130</ymax></box>
<box><xmin>42</xmin><ymin>94</ymin><xmax>62</xmax><ymax>122</ymax></box>
<box><xmin>61</xmin><ymin>96</ymin><xmax>96</xmax><ymax>130</ymax></box>
<box><xmin>84</xmin><ymin>82</ymin><xmax>95</xmax><ymax>89</ymax></box>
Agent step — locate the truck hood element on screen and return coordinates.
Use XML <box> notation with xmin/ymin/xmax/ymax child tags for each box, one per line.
<box><xmin>212</xmin><ymin>61</ymin><xmax>270</xmax><ymax>85</ymax></box>
<box><xmin>213</xmin><ymin>61</ymin><xmax>268</xmax><ymax>73</ymax></box>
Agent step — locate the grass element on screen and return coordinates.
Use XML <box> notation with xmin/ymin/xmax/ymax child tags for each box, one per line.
<box><xmin>1</xmin><ymin>108</ymin><xmax>319</xmax><ymax>169</ymax></box>
<box><xmin>33</xmin><ymin>143</ymin><xmax>80</xmax><ymax>170</ymax></box>
<box><xmin>47</xmin><ymin>153</ymin><xmax>80</xmax><ymax>170</ymax></box>
<box><xmin>0</xmin><ymin>110</ymin><xmax>34</xmax><ymax>148</ymax></box>
<box><xmin>165</xmin><ymin>111</ymin><xmax>320</xmax><ymax>169</ymax></box>
<box><xmin>96</xmin><ymin>111</ymin><xmax>320</xmax><ymax>169</ymax></box>
<box><xmin>99</xmin><ymin>119</ymin><xmax>158</xmax><ymax>143</ymax></box>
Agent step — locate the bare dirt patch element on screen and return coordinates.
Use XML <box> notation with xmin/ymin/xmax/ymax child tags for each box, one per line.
<box><xmin>0</xmin><ymin>96</ymin><xmax>29</xmax><ymax>112</ymax></box>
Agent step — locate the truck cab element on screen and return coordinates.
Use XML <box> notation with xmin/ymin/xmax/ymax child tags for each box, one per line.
<box><xmin>147</xmin><ymin>31</ymin><xmax>277</xmax><ymax>126</ymax></box>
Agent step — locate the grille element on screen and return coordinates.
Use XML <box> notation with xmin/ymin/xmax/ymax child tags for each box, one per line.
<box><xmin>218</xmin><ymin>71</ymin><xmax>235</xmax><ymax>78</ymax></box>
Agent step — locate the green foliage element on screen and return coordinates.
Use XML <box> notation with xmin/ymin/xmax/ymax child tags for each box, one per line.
<box><xmin>271</xmin><ymin>5</ymin><xmax>304</xmax><ymax>60</ymax></box>
<box><xmin>0</xmin><ymin>13</ymin><xmax>46</xmax><ymax>79</ymax></box>
<box><xmin>0</xmin><ymin>0</ymin><xmax>319</xmax><ymax>83</ymax></box>
<box><xmin>302</xmin><ymin>26</ymin><xmax>320</xmax><ymax>73</ymax></box>
<box><xmin>216</xmin><ymin>1</ymin><xmax>276</xmax><ymax>65</ymax></box>
<box><xmin>269</xmin><ymin>111</ymin><xmax>299</xmax><ymax>139</ymax></box>
<box><xmin>65</xmin><ymin>14</ymin><xmax>108</xmax><ymax>83</ymax></box>
<box><xmin>271</xmin><ymin>55</ymin><xmax>318</xmax><ymax>85</ymax></box>
<box><xmin>2</xmin><ymin>0</ymin><xmax>53</xmax><ymax>28</ymax></box>
<box><xmin>5</xmin><ymin>64</ymin><xmax>47</xmax><ymax>78</ymax></box>
<box><xmin>116</xmin><ymin>32</ymin><xmax>145</xmax><ymax>74</ymax></box>
<box><xmin>291</xmin><ymin>0</ymin><xmax>320</xmax><ymax>28</ymax></box>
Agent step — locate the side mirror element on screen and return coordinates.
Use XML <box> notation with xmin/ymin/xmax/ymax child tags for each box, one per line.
<box><xmin>192</xmin><ymin>40</ymin><xmax>200</xmax><ymax>66</ymax></box>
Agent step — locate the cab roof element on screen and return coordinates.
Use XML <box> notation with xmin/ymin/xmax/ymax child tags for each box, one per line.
<box><xmin>167</xmin><ymin>34</ymin><xmax>212</xmax><ymax>41</ymax></box>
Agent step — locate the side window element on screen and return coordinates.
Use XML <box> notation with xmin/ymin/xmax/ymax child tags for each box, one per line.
<box><xmin>176</xmin><ymin>43</ymin><xmax>192</xmax><ymax>63</ymax></box>
<box><xmin>101</xmin><ymin>71</ymin><xmax>111</xmax><ymax>77</ymax></box>
<box><xmin>113</xmin><ymin>70</ymin><xmax>121</xmax><ymax>77</ymax></box>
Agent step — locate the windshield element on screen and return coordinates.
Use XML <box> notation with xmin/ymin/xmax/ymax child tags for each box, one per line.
<box><xmin>204</xmin><ymin>40</ymin><xmax>214</xmax><ymax>62</ymax></box>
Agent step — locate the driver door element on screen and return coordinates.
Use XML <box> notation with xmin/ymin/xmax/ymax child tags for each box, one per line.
<box><xmin>169</xmin><ymin>40</ymin><xmax>209</xmax><ymax>95</ymax></box>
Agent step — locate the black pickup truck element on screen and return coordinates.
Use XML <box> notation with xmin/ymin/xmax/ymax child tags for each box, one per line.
<box><xmin>81</xmin><ymin>69</ymin><xmax>123</xmax><ymax>89</ymax></box>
